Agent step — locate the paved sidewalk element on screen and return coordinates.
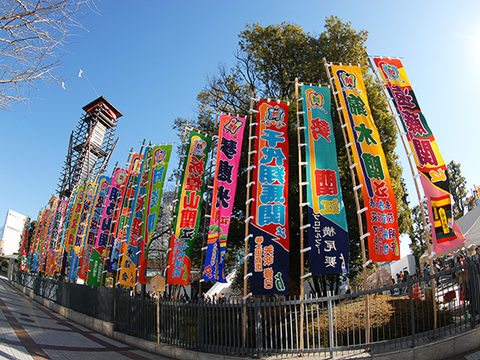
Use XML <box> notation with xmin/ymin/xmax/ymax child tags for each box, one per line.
<box><xmin>0</xmin><ymin>276</ymin><xmax>173</xmax><ymax>360</ymax></box>
<box><xmin>4</xmin><ymin>274</ymin><xmax>480</xmax><ymax>360</ymax></box>
<box><xmin>446</xmin><ymin>349</ymin><xmax>480</xmax><ymax>360</ymax></box>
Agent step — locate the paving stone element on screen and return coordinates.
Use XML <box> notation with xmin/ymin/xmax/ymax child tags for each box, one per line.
<box><xmin>23</xmin><ymin>325</ymin><xmax>105</xmax><ymax>348</ymax></box>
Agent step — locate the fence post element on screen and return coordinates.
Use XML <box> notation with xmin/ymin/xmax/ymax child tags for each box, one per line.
<box><xmin>408</xmin><ymin>275</ymin><xmax>415</xmax><ymax>348</ymax></box>
<box><xmin>126</xmin><ymin>294</ymin><xmax>131</xmax><ymax>335</ymax></box>
<box><xmin>466</xmin><ymin>257</ymin><xmax>476</xmax><ymax>329</ymax></box>
<box><xmin>328</xmin><ymin>291</ymin><xmax>334</xmax><ymax>358</ymax></box>
<box><xmin>254</xmin><ymin>298</ymin><xmax>263</xmax><ymax>358</ymax></box>
<box><xmin>157</xmin><ymin>298</ymin><xmax>160</xmax><ymax>344</ymax></box>
<box><xmin>198</xmin><ymin>299</ymin><xmax>204</xmax><ymax>351</ymax></box>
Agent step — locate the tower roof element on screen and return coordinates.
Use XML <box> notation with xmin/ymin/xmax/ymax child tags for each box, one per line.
<box><xmin>82</xmin><ymin>96</ymin><xmax>123</xmax><ymax>121</ymax></box>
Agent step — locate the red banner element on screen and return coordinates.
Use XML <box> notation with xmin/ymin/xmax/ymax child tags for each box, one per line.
<box><xmin>372</xmin><ymin>57</ymin><xmax>465</xmax><ymax>254</ymax></box>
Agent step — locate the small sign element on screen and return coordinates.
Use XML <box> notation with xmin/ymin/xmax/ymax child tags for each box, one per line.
<box><xmin>150</xmin><ymin>275</ymin><xmax>165</xmax><ymax>292</ymax></box>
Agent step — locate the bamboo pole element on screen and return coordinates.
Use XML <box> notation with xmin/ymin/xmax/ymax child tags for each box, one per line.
<box><xmin>367</xmin><ymin>56</ymin><xmax>438</xmax><ymax>330</ymax></box>
<box><xmin>295</xmin><ymin>79</ymin><xmax>306</xmax><ymax>299</ymax></box>
<box><xmin>324</xmin><ymin>59</ymin><xmax>371</xmax><ymax>344</ymax></box>
<box><xmin>295</xmin><ymin>78</ymin><xmax>307</xmax><ymax>351</ymax></box>
<box><xmin>243</xmin><ymin>93</ymin><xmax>256</xmax><ymax>347</ymax></box>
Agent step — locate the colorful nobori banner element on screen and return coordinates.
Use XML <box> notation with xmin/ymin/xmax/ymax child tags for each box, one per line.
<box><xmin>331</xmin><ymin>64</ymin><xmax>400</xmax><ymax>262</ymax></box>
<box><xmin>70</xmin><ymin>182</ymin><xmax>98</xmax><ymax>281</ymax></box>
<box><xmin>66</xmin><ymin>186</ymin><xmax>86</xmax><ymax>280</ymax></box>
<box><xmin>28</xmin><ymin>211</ymin><xmax>43</xmax><ymax>271</ymax></box>
<box><xmin>42</xmin><ymin>199</ymin><xmax>59</xmax><ymax>273</ymax></box>
<box><xmin>301</xmin><ymin>85</ymin><xmax>349</xmax><ymax>274</ymax></box>
<box><xmin>46</xmin><ymin>199</ymin><xmax>68</xmax><ymax>274</ymax></box>
<box><xmin>85</xmin><ymin>175</ymin><xmax>111</xmax><ymax>285</ymax></box>
<box><xmin>66</xmin><ymin>183</ymin><xmax>95</xmax><ymax>280</ymax></box>
<box><xmin>119</xmin><ymin>149</ymin><xmax>150</xmax><ymax>288</ymax></box>
<box><xmin>55</xmin><ymin>188</ymin><xmax>78</xmax><ymax>274</ymax></box>
<box><xmin>88</xmin><ymin>169</ymin><xmax>127</xmax><ymax>285</ymax></box>
<box><xmin>249</xmin><ymin>100</ymin><xmax>289</xmax><ymax>295</ymax></box>
<box><xmin>371</xmin><ymin>57</ymin><xmax>466</xmax><ymax>254</ymax></box>
<box><xmin>75</xmin><ymin>183</ymin><xmax>98</xmax><ymax>281</ymax></box>
<box><xmin>167</xmin><ymin>130</ymin><xmax>212</xmax><ymax>286</ymax></box>
<box><xmin>20</xmin><ymin>217</ymin><xmax>30</xmax><ymax>271</ymax></box>
<box><xmin>138</xmin><ymin>144</ymin><xmax>172</xmax><ymax>285</ymax></box>
<box><xmin>203</xmin><ymin>115</ymin><xmax>246</xmax><ymax>283</ymax></box>
<box><xmin>65</xmin><ymin>186</ymin><xmax>85</xmax><ymax>254</ymax></box>
<box><xmin>83</xmin><ymin>175</ymin><xmax>111</xmax><ymax>285</ymax></box>
<box><xmin>108</xmin><ymin>154</ymin><xmax>143</xmax><ymax>273</ymax></box>
<box><xmin>35</xmin><ymin>209</ymin><xmax>52</xmax><ymax>272</ymax></box>
<box><xmin>28</xmin><ymin>210</ymin><xmax>44</xmax><ymax>271</ymax></box>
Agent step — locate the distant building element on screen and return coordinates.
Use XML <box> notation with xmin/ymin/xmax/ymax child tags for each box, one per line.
<box><xmin>0</xmin><ymin>210</ymin><xmax>27</xmax><ymax>255</ymax></box>
<box><xmin>380</xmin><ymin>253</ymin><xmax>418</xmax><ymax>278</ymax></box>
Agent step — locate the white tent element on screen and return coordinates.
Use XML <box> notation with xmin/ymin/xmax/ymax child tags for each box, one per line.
<box><xmin>205</xmin><ymin>270</ymin><xmax>237</xmax><ymax>298</ymax></box>
<box><xmin>421</xmin><ymin>205</ymin><xmax>480</xmax><ymax>262</ymax></box>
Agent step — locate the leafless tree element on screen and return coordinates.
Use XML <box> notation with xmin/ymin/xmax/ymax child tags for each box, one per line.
<box><xmin>0</xmin><ymin>0</ymin><xmax>94</xmax><ymax>110</ymax></box>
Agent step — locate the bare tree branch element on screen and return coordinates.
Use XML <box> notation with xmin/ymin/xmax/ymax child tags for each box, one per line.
<box><xmin>0</xmin><ymin>0</ymin><xmax>94</xmax><ymax>109</ymax></box>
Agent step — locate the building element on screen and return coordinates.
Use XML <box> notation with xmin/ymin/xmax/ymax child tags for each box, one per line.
<box><xmin>0</xmin><ymin>210</ymin><xmax>27</xmax><ymax>256</ymax></box>
<box><xmin>380</xmin><ymin>253</ymin><xmax>418</xmax><ymax>279</ymax></box>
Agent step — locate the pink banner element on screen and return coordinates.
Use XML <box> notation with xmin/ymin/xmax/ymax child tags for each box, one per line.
<box><xmin>203</xmin><ymin>115</ymin><xmax>246</xmax><ymax>282</ymax></box>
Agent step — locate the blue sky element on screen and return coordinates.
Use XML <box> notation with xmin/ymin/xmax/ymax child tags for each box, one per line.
<box><xmin>2</xmin><ymin>0</ymin><xmax>480</xmax><ymax>258</ymax></box>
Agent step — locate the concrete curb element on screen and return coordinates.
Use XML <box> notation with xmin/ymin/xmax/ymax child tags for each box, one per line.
<box><xmin>9</xmin><ymin>280</ymin><xmax>480</xmax><ymax>359</ymax></box>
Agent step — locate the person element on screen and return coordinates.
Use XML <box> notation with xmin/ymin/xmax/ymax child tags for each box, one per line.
<box><xmin>424</xmin><ymin>264</ymin><xmax>430</xmax><ymax>276</ymax></box>
<box><xmin>402</xmin><ymin>270</ymin><xmax>409</xmax><ymax>294</ymax></box>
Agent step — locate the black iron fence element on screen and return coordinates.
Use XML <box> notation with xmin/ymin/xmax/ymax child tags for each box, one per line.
<box><xmin>14</xmin><ymin>271</ymin><xmax>126</xmax><ymax>322</ymax></box>
<box><xmin>14</xmin><ymin>254</ymin><xmax>480</xmax><ymax>358</ymax></box>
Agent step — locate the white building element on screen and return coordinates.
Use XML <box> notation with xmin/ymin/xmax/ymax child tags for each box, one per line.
<box><xmin>380</xmin><ymin>253</ymin><xmax>417</xmax><ymax>279</ymax></box>
<box><xmin>0</xmin><ymin>210</ymin><xmax>27</xmax><ymax>255</ymax></box>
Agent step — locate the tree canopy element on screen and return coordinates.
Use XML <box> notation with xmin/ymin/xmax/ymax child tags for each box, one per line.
<box><xmin>408</xmin><ymin>203</ymin><xmax>429</xmax><ymax>259</ymax></box>
<box><xmin>447</xmin><ymin>160</ymin><xmax>468</xmax><ymax>220</ymax></box>
<box><xmin>173</xmin><ymin>17</ymin><xmax>410</xmax><ymax>294</ymax></box>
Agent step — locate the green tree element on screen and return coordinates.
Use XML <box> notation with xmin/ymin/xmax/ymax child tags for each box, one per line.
<box><xmin>447</xmin><ymin>160</ymin><xmax>468</xmax><ymax>220</ymax></box>
<box><xmin>174</xmin><ymin>17</ymin><xmax>410</xmax><ymax>295</ymax></box>
<box><xmin>408</xmin><ymin>203</ymin><xmax>429</xmax><ymax>258</ymax></box>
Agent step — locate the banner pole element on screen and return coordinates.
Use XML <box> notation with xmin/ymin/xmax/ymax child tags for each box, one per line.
<box><xmin>368</xmin><ymin>57</ymin><xmax>437</xmax><ymax>330</ymax></box>
<box><xmin>295</xmin><ymin>78</ymin><xmax>306</xmax><ymax>351</ymax></box>
<box><xmin>243</xmin><ymin>93</ymin><xmax>256</xmax><ymax>348</ymax></box>
<box><xmin>324</xmin><ymin>59</ymin><xmax>371</xmax><ymax>345</ymax></box>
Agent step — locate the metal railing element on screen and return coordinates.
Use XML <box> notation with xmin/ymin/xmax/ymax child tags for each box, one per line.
<box><xmin>14</xmin><ymin>254</ymin><xmax>480</xmax><ymax>358</ymax></box>
<box><xmin>14</xmin><ymin>271</ymin><xmax>126</xmax><ymax>322</ymax></box>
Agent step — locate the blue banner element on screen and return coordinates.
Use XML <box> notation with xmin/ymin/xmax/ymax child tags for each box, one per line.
<box><xmin>301</xmin><ymin>85</ymin><xmax>349</xmax><ymax>274</ymax></box>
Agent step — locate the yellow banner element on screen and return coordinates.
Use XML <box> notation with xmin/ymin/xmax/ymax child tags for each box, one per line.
<box><xmin>331</xmin><ymin>64</ymin><xmax>400</xmax><ymax>262</ymax></box>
